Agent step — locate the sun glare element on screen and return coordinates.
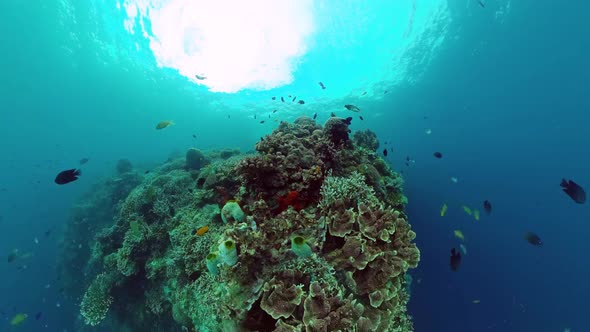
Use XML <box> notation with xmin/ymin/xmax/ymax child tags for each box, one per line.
<box><xmin>123</xmin><ymin>0</ymin><xmax>315</xmax><ymax>93</ymax></box>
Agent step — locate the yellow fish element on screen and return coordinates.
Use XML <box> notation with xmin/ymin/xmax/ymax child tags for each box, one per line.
<box><xmin>10</xmin><ymin>313</ymin><xmax>28</xmax><ymax>326</ymax></box>
<box><xmin>473</xmin><ymin>209</ymin><xmax>480</xmax><ymax>221</ymax></box>
<box><xmin>462</xmin><ymin>205</ymin><xmax>472</xmax><ymax>216</ymax></box>
<box><xmin>155</xmin><ymin>121</ymin><xmax>174</xmax><ymax>130</ymax></box>
<box><xmin>440</xmin><ymin>203</ymin><xmax>448</xmax><ymax>217</ymax></box>
<box><xmin>454</xmin><ymin>230</ymin><xmax>465</xmax><ymax>241</ymax></box>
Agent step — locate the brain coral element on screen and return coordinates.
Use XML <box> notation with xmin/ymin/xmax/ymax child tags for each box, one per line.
<box><xmin>73</xmin><ymin>116</ymin><xmax>419</xmax><ymax>331</ymax></box>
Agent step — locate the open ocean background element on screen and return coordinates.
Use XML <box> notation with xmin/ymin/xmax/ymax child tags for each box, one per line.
<box><xmin>0</xmin><ymin>0</ymin><xmax>588</xmax><ymax>331</ymax></box>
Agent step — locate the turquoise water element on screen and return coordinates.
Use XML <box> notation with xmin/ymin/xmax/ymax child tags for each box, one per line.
<box><xmin>1</xmin><ymin>0</ymin><xmax>588</xmax><ymax>331</ymax></box>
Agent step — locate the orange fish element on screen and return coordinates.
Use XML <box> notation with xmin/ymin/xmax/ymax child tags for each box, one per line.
<box><xmin>195</xmin><ymin>225</ymin><xmax>209</xmax><ymax>236</ymax></box>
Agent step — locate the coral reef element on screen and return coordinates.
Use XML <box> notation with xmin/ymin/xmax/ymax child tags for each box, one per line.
<box><xmin>65</xmin><ymin>117</ymin><xmax>419</xmax><ymax>331</ymax></box>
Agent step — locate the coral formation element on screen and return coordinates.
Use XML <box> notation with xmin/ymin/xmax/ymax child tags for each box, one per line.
<box><xmin>64</xmin><ymin>116</ymin><xmax>419</xmax><ymax>331</ymax></box>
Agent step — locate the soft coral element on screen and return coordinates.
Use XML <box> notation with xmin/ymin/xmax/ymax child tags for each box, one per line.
<box><xmin>275</xmin><ymin>190</ymin><xmax>305</xmax><ymax>213</ymax></box>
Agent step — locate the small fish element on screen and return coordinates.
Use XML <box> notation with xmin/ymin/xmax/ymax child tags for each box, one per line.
<box><xmin>7</xmin><ymin>249</ymin><xmax>19</xmax><ymax>263</ymax></box>
<box><xmin>473</xmin><ymin>209</ymin><xmax>480</xmax><ymax>221</ymax></box>
<box><xmin>344</xmin><ymin>104</ymin><xmax>361</xmax><ymax>112</ymax></box>
<box><xmin>460</xmin><ymin>243</ymin><xmax>467</xmax><ymax>255</ymax></box>
<box><xmin>318</xmin><ymin>82</ymin><xmax>326</xmax><ymax>89</ymax></box>
<box><xmin>35</xmin><ymin>311</ymin><xmax>42</xmax><ymax>320</ymax></box>
<box><xmin>440</xmin><ymin>203</ymin><xmax>448</xmax><ymax>217</ymax></box>
<box><xmin>450</xmin><ymin>248</ymin><xmax>461</xmax><ymax>271</ymax></box>
<box><xmin>54</xmin><ymin>169</ymin><xmax>81</xmax><ymax>185</ymax></box>
<box><xmin>254</xmin><ymin>115</ymin><xmax>257</xmax><ymax>119</ymax></box>
<box><xmin>34</xmin><ymin>237</ymin><xmax>39</xmax><ymax>244</ymax></box>
<box><xmin>274</xmin><ymin>118</ymin><xmax>279</xmax><ymax>123</ymax></box>
<box><xmin>195</xmin><ymin>74</ymin><xmax>207</xmax><ymax>80</ymax></box>
<box><xmin>155</xmin><ymin>121</ymin><xmax>174</xmax><ymax>130</ymax></box>
<box><xmin>344</xmin><ymin>117</ymin><xmax>353</xmax><ymax>125</ymax></box>
<box><xmin>462</xmin><ymin>205</ymin><xmax>472</xmax><ymax>216</ymax></box>
<box><xmin>454</xmin><ymin>230</ymin><xmax>465</xmax><ymax>241</ymax></box>
<box><xmin>524</xmin><ymin>232</ymin><xmax>543</xmax><ymax>246</ymax></box>
<box><xmin>288</xmin><ymin>95</ymin><xmax>292</xmax><ymax>98</ymax></box>
<box><xmin>477</xmin><ymin>0</ymin><xmax>485</xmax><ymax>8</ymax></box>
<box><xmin>361</xmin><ymin>91</ymin><xmax>367</xmax><ymax>96</ymax></box>
<box><xmin>450</xmin><ymin>177</ymin><xmax>458</xmax><ymax>183</ymax></box>
<box><xmin>227</xmin><ymin>114</ymin><xmax>230</xmax><ymax>119</ymax></box>
<box><xmin>192</xmin><ymin>134</ymin><xmax>197</xmax><ymax>139</ymax></box>
<box><xmin>560</xmin><ymin>179</ymin><xmax>586</xmax><ymax>204</ymax></box>
<box><xmin>79</xmin><ymin>158</ymin><xmax>89</xmax><ymax>165</ymax></box>
<box><xmin>359</xmin><ymin>116</ymin><xmax>364</xmax><ymax>120</ymax></box>
<box><xmin>260</xmin><ymin>137</ymin><xmax>264</xmax><ymax>142</ymax></box>
<box><xmin>313</xmin><ymin>113</ymin><xmax>317</xmax><ymax>120</ymax></box>
<box><xmin>472</xmin><ymin>300</ymin><xmax>480</xmax><ymax>304</ymax></box>
<box><xmin>298</xmin><ymin>100</ymin><xmax>305</xmax><ymax>104</ymax></box>
<box><xmin>433</xmin><ymin>152</ymin><xmax>443</xmax><ymax>158</ymax></box>
<box><xmin>281</xmin><ymin>97</ymin><xmax>285</xmax><ymax>103</ymax></box>
<box><xmin>44</xmin><ymin>229</ymin><xmax>52</xmax><ymax>237</ymax></box>
<box><xmin>330</xmin><ymin>112</ymin><xmax>336</xmax><ymax>117</ymax></box>
<box><xmin>425</xmin><ymin>129</ymin><xmax>432</xmax><ymax>135</ymax></box>
<box><xmin>10</xmin><ymin>313</ymin><xmax>27</xmax><ymax>326</ymax></box>
<box><xmin>272</xmin><ymin>97</ymin><xmax>276</xmax><ymax>100</ymax></box>
<box><xmin>194</xmin><ymin>225</ymin><xmax>209</xmax><ymax>236</ymax></box>
<box><xmin>144</xmin><ymin>170</ymin><xmax>150</xmax><ymax>174</ymax></box>
<box><xmin>292</xmin><ymin>96</ymin><xmax>296</xmax><ymax>102</ymax></box>
<box><xmin>483</xmin><ymin>200</ymin><xmax>492</xmax><ymax>214</ymax></box>
<box><xmin>383</xmin><ymin>149</ymin><xmax>388</xmax><ymax>157</ymax></box>
<box><xmin>272</xmin><ymin>109</ymin><xmax>277</xmax><ymax>113</ymax></box>
<box><xmin>260</xmin><ymin>120</ymin><xmax>265</xmax><ymax>124</ymax></box>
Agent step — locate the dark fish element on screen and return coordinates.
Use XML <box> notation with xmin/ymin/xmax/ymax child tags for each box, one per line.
<box><xmin>313</xmin><ymin>113</ymin><xmax>317</xmax><ymax>120</ymax></box>
<box><xmin>272</xmin><ymin>97</ymin><xmax>276</xmax><ymax>100</ymax></box>
<box><xmin>281</xmin><ymin>97</ymin><xmax>285</xmax><ymax>103</ymax></box>
<box><xmin>344</xmin><ymin>117</ymin><xmax>353</xmax><ymax>125</ymax></box>
<box><xmin>192</xmin><ymin>134</ymin><xmax>197</xmax><ymax>139</ymax></box>
<box><xmin>362</xmin><ymin>91</ymin><xmax>367</xmax><ymax>96</ymax></box>
<box><xmin>268</xmin><ymin>114</ymin><xmax>270</xmax><ymax>118</ymax></box>
<box><xmin>227</xmin><ymin>115</ymin><xmax>230</xmax><ymax>119</ymax></box>
<box><xmin>54</xmin><ymin>169</ymin><xmax>81</xmax><ymax>185</ymax></box>
<box><xmin>318</xmin><ymin>82</ymin><xmax>326</xmax><ymax>89</ymax></box>
<box><xmin>478</xmin><ymin>0</ymin><xmax>485</xmax><ymax>8</ymax></box>
<box><xmin>195</xmin><ymin>74</ymin><xmax>207</xmax><ymax>80</ymax></box>
<box><xmin>254</xmin><ymin>115</ymin><xmax>257</xmax><ymax>119</ymax></box>
<box><xmin>344</xmin><ymin>104</ymin><xmax>361</xmax><ymax>112</ymax></box>
<box><xmin>383</xmin><ymin>149</ymin><xmax>388</xmax><ymax>157</ymax></box>
<box><xmin>196</xmin><ymin>178</ymin><xmax>206</xmax><ymax>188</ymax></box>
<box><xmin>260</xmin><ymin>137</ymin><xmax>264</xmax><ymax>142</ymax></box>
<box><xmin>483</xmin><ymin>200</ymin><xmax>492</xmax><ymax>215</ymax></box>
<box><xmin>272</xmin><ymin>110</ymin><xmax>277</xmax><ymax>113</ymax></box>
<box><xmin>292</xmin><ymin>97</ymin><xmax>296</xmax><ymax>102</ymax></box>
<box><xmin>44</xmin><ymin>229</ymin><xmax>52</xmax><ymax>237</ymax></box>
<box><xmin>450</xmin><ymin>248</ymin><xmax>461</xmax><ymax>271</ymax></box>
<box><xmin>560</xmin><ymin>179</ymin><xmax>586</xmax><ymax>204</ymax></box>
<box><xmin>35</xmin><ymin>312</ymin><xmax>42</xmax><ymax>320</ymax></box>
<box><xmin>144</xmin><ymin>170</ymin><xmax>150</xmax><ymax>174</ymax></box>
<box><xmin>330</xmin><ymin>112</ymin><xmax>336</xmax><ymax>117</ymax></box>
<box><xmin>384</xmin><ymin>90</ymin><xmax>388</xmax><ymax>94</ymax></box>
<box><xmin>260</xmin><ymin>121</ymin><xmax>265</xmax><ymax>124</ymax></box>
<box><xmin>524</xmin><ymin>232</ymin><xmax>543</xmax><ymax>246</ymax></box>
<box><xmin>433</xmin><ymin>152</ymin><xmax>443</xmax><ymax>159</ymax></box>
<box><xmin>298</xmin><ymin>100</ymin><xmax>305</xmax><ymax>104</ymax></box>
<box><xmin>359</xmin><ymin>116</ymin><xmax>364</xmax><ymax>120</ymax></box>
<box><xmin>7</xmin><ymin>251</ymin><xmax>18</xmax><ymax>263</ymax></box>
<box><xmin>288</xmin><ymin>95</ymin><xmax>292</xmax><ymax>98</ymax></box>
<box><xmin>79</xmin><ymin>158</ymin><xmax>89</xmax><ymax>165</ymax></box>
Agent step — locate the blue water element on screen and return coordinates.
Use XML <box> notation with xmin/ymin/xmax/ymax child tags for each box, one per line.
<box><xmin>0</xmin><ymin>0</ymin><xmax>588</xmax><ymax>331</ymax></box>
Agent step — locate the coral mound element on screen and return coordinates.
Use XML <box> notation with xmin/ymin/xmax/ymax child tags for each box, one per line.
<box><xmin>66</xmin><ymin>117</ymin><xmax>419</xmax><ymax>331</ymax></box>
